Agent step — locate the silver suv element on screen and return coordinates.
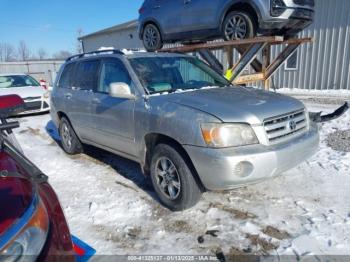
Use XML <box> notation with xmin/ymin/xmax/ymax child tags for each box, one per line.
<box><xmin>138</xmin><ymin>0</ymin><xmax>315</xmax><ymax>51</ymax></box>
<box><xmin>51</xmin><ymin>50</ymin><xmax>319</xmax><ymax>211</ymax></box>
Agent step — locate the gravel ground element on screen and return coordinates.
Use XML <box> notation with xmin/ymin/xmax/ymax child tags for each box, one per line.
<box><xmin>327</xmin><ymin>130</ymin><xmax>350</xmax><ymax>153</ymax></box>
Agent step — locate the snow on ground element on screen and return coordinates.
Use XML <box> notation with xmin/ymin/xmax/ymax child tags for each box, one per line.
<box><xmin>12</xmin><ymin>97</ymin><xmax>350</xmax><ymax>259</ymax></box>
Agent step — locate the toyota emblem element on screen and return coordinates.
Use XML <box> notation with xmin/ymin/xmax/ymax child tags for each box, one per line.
<box><xmin>289</xmin><ymin>120</ymin><xmax>297</xmax><ymax>131</ymax></box>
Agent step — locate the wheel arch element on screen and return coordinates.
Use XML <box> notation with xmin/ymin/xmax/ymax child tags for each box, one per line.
<box><xmin>142</xmin><ymin>133</ymin><xmax>206</xmax><ymax>192</ymax></box>
<box><xmin>57</xmin><ymin>111</ymin><xmax>68</xmax><ymax>120</ymax></box>
<box><xmin>56</xmin><ymin>111</ymin><xmax>81</xmax><ymax>140</ymax></box>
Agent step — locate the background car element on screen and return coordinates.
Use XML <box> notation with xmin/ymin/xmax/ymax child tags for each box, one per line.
<box><xmin>0</xmin><ymin>74</ymin><xmax>50</xmax><ymax>114</ymax></box>
<box><xmin>0</xmin><ymin>95</ymin><xmax>75</xmax><ymax>261</ymax></box>
<box><xmin>138</xmin><ymin>0</ymin><xmax>315</xmax><ymax>51</ymax></box>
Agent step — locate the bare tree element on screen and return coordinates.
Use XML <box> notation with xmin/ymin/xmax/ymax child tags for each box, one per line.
<box><xmin>18</xmin><ymin>40</ymin><xmax>31</xmax><ymax>61</ymax></box>
<box><xmin>0</xmin><ymin>43</ymin><xmax>16</xmax><ymax>62</ymax></box>
<box><xmin>38</xmin><ymin>48</ymin><xmax>47</xmax><ymax>60</ymax></box>
<box><xmin>53</xmin><ymin>50</ymin><xmax>72</xmax><ymax>60</ymax></box>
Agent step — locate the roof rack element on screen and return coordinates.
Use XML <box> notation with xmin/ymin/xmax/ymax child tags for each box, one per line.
<box><xmin>66</xmin><ymin>49</ymin><xmax>124</xmax><ymax>62</ymax></box>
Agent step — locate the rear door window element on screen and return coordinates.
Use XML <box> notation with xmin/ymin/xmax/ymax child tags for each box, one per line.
<box><xmin>73</xmin><ymin>60</ymin><xmax>100</xmax><ymax>90</ymax></box>
<box><xmin>58</xmin><ymin>63</ymin><xmax>76</xmax><ymax>89</ymax></box>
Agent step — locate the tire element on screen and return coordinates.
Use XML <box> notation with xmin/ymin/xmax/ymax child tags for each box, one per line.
<box><xmin>222</xmin><ymin>11</ymin><xmax>256</xmax><ymax>41</ymax></box>
<box><xmin>142</xmin><ymin>24</ymin><xmax>163</xmax><ymax>52</ymax></box>
<box><xmin>59</xmin><ymin>117</ymin><xmax>83</xmax><ymax>155</ymax></box>
<box><xmin>150</xmin><ymin>144</ymin><xmax>202</xmax><ymax>211</ymax></box>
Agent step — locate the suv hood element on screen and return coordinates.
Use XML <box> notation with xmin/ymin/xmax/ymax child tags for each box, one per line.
<box><xmin>167</xmin><ymin>86</ymin><xmax>305</xmax><ymax>124</ymax></box>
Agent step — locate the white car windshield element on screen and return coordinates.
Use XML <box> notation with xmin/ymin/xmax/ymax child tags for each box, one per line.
<box><xmin>0</xmin><ymin>75</ymin><xmax>40</xmax><ymax>89</ymax></box>
<box><xmin>129</xmin><ymin>56</ymin><xmax>230</xmax><ymax>94</ymax></box>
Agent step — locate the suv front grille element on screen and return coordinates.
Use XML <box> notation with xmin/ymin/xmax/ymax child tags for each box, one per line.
<box><xmin>293</xmin><ymin>0</ymin><xmax>315</xmax><ymax>7</ymax></box>
<box><xmin>263</xmin><ymin>109</ymin><xmax>308</xmax><ymax>143</ymax></box>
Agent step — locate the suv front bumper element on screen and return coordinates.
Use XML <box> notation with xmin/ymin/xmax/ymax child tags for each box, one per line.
<box><xmin>184</xmin><ymin>124</ymin><xmax>319</xmax><ymax>191</ymax></box>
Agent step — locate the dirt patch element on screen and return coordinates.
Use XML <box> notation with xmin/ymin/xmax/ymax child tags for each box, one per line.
<box><xmin>115</xmin><ymin>181</ymin><xmax>139</xmax><ymax>193</ymax></box>
<box><xmin>225</xmin><ymin>247</ymin><xmax>258</xmax><ymax>262</ymax></box>
<box><xmin>246</xmin><ymin>234</ymin><xmax>279</xmax><ymax>254</ymax></box>
<box><xmin>126</xmin><ymin>226</ymin><xmax>142</xmax><ymax>239</ymax></box>
<box><xmin>210</xmin><ymin>203</ymin><xmax>257</xmax><ymax>220</ymax></box>
<box><xmin>262</xmin><ymin>226</ymin><xmax>291</xmax><ymax>240</ymax></box>
<box><xmin>22</xmin><ymin>127</ymin><xmax>50</xmax><ymax>141</ymax></box>
<box><xmin>165</xmin><ymin>220</ymin><xmax>193</xmax><ymax>233</ymax></box>
<box><xmin>327</xmin><ymin>130</ymin><xmax>350</xmax><ymax>152</ymax></box>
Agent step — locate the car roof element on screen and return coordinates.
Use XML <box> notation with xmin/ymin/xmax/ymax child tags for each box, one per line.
<box><xmin>65</xmin><ymin>49</ymin><xmax>188</xmax><ymax>63</ymax></box>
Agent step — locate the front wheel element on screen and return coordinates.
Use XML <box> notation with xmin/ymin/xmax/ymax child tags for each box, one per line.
<box><xmin>142</xmin><ymin>24</ymin><xmax>163</xmax><ymax>52</ymax></box>
<box><xmin>222</xmin><ymin>11</ymin><xmax>256</xmax><ymax>41</ymax></box>
<box><xmin>150</xmin><ymin>144</ymin><xmax>202</xmax><ymax>211</ymax></box>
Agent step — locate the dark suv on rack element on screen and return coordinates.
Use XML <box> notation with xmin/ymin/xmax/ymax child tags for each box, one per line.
<box><xmin>138</xmin><ymin>0</ymin><xmax>315</xmax><ymax>51</ymax></box>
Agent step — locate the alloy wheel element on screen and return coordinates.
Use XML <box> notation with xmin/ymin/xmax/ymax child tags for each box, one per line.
<box><xmin>155</xmin><ymin>157</ymin><xmax>181</xmax><ymax>200</ymax></box>
<box><xmin>61</xmin><ymin>123</ymin><xmax>72</xmax><ymax>149</ymax></box>
<box><xmin>144</xmin><ymin>26</ymin><xmax>159</xmax><ymax>49</ymax></box>
<box><xmin>224</xmin><ymin>15</ymin><xmax>248</xmax><ymax>40</ymax></box>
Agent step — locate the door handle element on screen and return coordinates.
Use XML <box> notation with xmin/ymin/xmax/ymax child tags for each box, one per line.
<box><xmin>65</xmin><ymin>93</ymin><xmax>72</xmax><ymax>99</ymax></box>
<box><xmin>184</xmin><ymin>0</ymin><xmax>191</xmax><ymax>4</ymax></box>
<box><xmin>153</xmin><ymin>5</ymin><xmax>160</xmax><ymax>9</ymax></box>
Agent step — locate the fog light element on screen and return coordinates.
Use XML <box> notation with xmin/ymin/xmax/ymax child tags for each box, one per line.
<box><xmin>234</xmin><ymin>161</ymin><xmax>254</xmax><ymax>178</ymax></box>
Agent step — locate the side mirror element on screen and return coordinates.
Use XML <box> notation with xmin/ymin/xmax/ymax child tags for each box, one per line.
<box><xmin>0</xmin><ymin>95</ymin><xmax>25</xmax><ymax>118</ymax></box>
<box><xmin>109</xmin><ymin>82</ymin><xmax>135</xmax><ymax>99</ymax></box>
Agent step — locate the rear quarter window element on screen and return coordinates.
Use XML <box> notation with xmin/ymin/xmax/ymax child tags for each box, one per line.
<box><xmin>58</xmin><ymin>63</ymin><xmax>75</xmax><ymax>89</ymax></box>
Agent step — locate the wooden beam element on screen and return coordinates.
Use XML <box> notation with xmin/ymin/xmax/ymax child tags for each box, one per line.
<box><xmin>229</xmin><ymin>42</ymin><xmax>266</xmax><ymax>82</ymax></box>
<box><xmin>262</xmin><ymin>45</ymin><xmax>271</xmax><ymax>90</ymax></box>
<box><xmin>225</xmin><ymin>47</ymin><xmax>234</xmax><ymax>70</ymax></box>
<box><xmin>198</xmin><ymin>49</ymin><xmax>224</xmax><ymax>75</ymax></box>
<box><xmin>159</xmin><ymin>36</ymin><xmax>284</xmax><ymax>53</ymax></box>
<box><xmin>233</xmin><ymin>73</ymin><xmax>265</xmax><ymax>85</ymax></box>
<box><xmin>236</xmin><ymin>45</ymin><xmax>262</xmax><ymax>72</ymax></box>
<box><xmin>270</xmin><ymin>37</ymin><xmax>313</xmax><ymax>46</ymax></box>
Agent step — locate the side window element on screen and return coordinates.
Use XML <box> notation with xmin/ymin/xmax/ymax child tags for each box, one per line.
<box><xmin>73</xmin><ymin>60</ymin><xmax>100</xmax><ymax>90</ymax></box>
<box><xmin>98</xmin><ymin>59</ymin><xmax>132</xmax><ymax>94</ymax></box>
<box><xmin>58</xmin><ymin>63</ymin><xmax>75</xmax><ymax>89</ymax></box>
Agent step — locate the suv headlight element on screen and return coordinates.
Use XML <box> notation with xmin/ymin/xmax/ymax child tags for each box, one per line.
<box><xmin>201</xmin><ymin>123</ymin><xmax>259</xmax><ymax>148</ymax></box>
<box><xmin>0</xmin><ymin>197</ymin><xmax>49</xmax><ymax>262</ymax></box>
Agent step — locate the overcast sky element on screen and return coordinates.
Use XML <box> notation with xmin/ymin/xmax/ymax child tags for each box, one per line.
<box><xmin>0</xmin><ymin>0</ymin><xmax>144</xmax><ymax>56</ymax></box>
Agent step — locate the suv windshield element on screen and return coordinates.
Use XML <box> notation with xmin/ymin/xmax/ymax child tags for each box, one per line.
<box><xmin>129</xmin><ymin>56</ymin><xmax>230</xmax><ymax>94</ymax></box>
<box><xmin>0</xmin><ymin>75</ymin><xmax>40</xmax><ymax>89</ymax></box>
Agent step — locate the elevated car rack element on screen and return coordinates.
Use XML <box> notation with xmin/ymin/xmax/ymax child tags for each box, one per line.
<box><xmin>160</xmin><ymin>36</ymin><xmax>313</xmax><ymax>90</ymax></box>
<box><xmin>66</xmin><ymin>49</ymin><xmax>124</xmax><ymax>62</ymax></box>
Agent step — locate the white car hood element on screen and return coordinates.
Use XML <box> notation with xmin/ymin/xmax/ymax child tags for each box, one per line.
<box><xmin>0</xmin><ymin>86</ymin><xmax>45</xmax><ymax>99</ymax></box>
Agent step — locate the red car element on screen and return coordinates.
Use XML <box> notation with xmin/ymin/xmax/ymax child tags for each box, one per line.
<box><xmin>0</xmin><ymin>95</ymin><xmax>75</xmax><ymax>261</ymax></box>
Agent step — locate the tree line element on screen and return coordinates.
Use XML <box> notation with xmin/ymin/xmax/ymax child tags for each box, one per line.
<box><xmin>0</xmin><ymin>40</ymin><xmax>74</xmax><ymax>62</ymax></box>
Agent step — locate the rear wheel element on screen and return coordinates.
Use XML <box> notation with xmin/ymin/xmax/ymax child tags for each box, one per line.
<box><xmin>150</xmin><ymin>144</ymin><xmax>202</xmax><ymax>211</ymax></box>
<box><xmin>59</xmin><ymin>117</ymin><xmax>83</xmax><ymax>155</ymax></box>
<box><xmin>222</xmin><ymin>11</ymin><xmax>256</xmax><ymax>40</ymax></box>
<box><xmin>142</xmin><ymin>24</ymin><xmax>163</xmax><ymax>52</ymax></box>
